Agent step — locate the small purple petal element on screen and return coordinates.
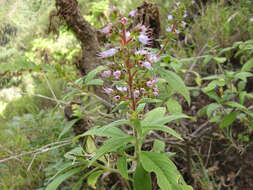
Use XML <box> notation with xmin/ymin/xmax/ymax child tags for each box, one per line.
<box><xmin>99</xmin><ymin>48</ymin><xmax>118</xmax><ymax>58</ymax></box>
<box><xmin>121</xmin><ymin>17</ymin><xmax>128</xmax><ymax>24</ymax></box>
<box><xmin>136</xmin><ymin>49</ymin><xmax>149</xmax><ymax>55</ymax></box>
<box><xmin>101</xmin><ymin>70</ymin><xmax>111</xmax><ymax>78</ymax></box>
<box><xmin>129</xmin><ymin>9</ymin><xmax>136</xmax><ymax>17</ymax></box>
<box><xmin>140</xmin><ymin>88</ymin><xmax>146</xmax><ymax>93</ymax></box>
<box><xmin>113</xmin><ymin>70</ymin><xmax>121</xmax><ymax>79</ymax></box>
<box><xmin>134</xmin><ymin>90</ymin><xmax>140</xmax><ymax>98</ymax></box>
<box><xmin>146</xmin><ymin>81</ymin><xmax>154</xmax><ymax>87</ymax></box>
<box><xmin>138</xmin><ymin>34</ymin><xmax>152</xmax><ymax>45</ymax></box>
<box><xmin>166</xmin><ymin>27</ymin><xmax>172</xmax><ymax>32</ymax></box>
<box><xmin>103</xmin><ymin>88</ymin><xmax>114</xmax><ymax>95</ymax></box>
<box><xmin>153</xmin><ymin>91</ymin><xmax>159</xmax><ymax>97</ymax></box>
<box><xmin>147</xmin><ymin>53</ymin><xmax>160</xmax><ymax>63</ymax></box>
<box><xmin>143</xmin><ymin>61</ymin><xmax>153</xmax><ymax>70</ymax></box>
<box><xmin>168</xmin><ymin>14</ymin><xmax>173</xmax><ymax>20</ymax></box>
<box><xmin>113</xmin><ymin>95</ymin><xmax>121</xmax><ymax>101</ymax></box>
<box><xmin>116</xmin><ymin>86</ymin><xmax>127</xmax><ymax>92</ymax></box>
<box><xmin>250</xmin><ymin>17</ymin><xmax>253</xmax><ymax>22</ymax></box>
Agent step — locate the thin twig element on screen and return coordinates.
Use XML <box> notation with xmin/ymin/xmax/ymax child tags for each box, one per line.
<box><xmin>0</xmin><ymin>140</ymin><xmax>72</xmax><ymax>163</ymax></box>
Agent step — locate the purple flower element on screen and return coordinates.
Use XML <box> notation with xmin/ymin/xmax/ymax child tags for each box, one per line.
<box><xmin>103</xmin><ymin>88</ymin><xmax>114</xmax><ymax>95</ymax></box>
<box><xmin>146</xmin><ymin>80</ymin><xmax>154</xmax><ymax>87</ymax></box>
<box><xmin>176</xmin><ymin>2</ymin><xmax>181</xmax><ymax>6</ymax></box>
<box><xmin>181</xmin><ymin>21</ymin><xmax>186</xmax><ymax>28</ymax></box>
<box><xmin>116</xmin><ymin>86</ymin><xmax>127</xmax><ymax>92</ymax></box>
<box><xmin>143</xmin><ymin>61</ymin><xmax>153</xmax><ymax>70</ymax></box>
<box><xmin>122</xmin><ymin>68</ymin><xmax>127</xmax><ymax>73</ymax></box>
<box><xmin>136</xmin><ymin>49</ymin><xmax>149</xmax><ymax>55</ymax></box>
<box><xmin>134</xmin><ymin>90</ymin><xmax>140</xmax><ymax>98</ymax></box>
<box><xmin>168</xmin><ymin>14</ymin><xmax>173</xmax><ymax>20</ymax></box>
<box><xmin>121</xmin><ymin>17</ymin><xmax>128</xmax><ymax>24</ymax></box>
<box><xmin>129</xmin><ymin>9</ymin><xmax>136</xmax><ymax>17</ymax></box>
<box><xmin>148</xmin><ymin>53</ymin><xmax>160</xmax><ymax>63</ymax></box>
<box><xmin>113</xmin><ymin>95</ymin><xmax>121</xmax><ymax>101</ymax></box>
<box><xmin>183</xmin><ymin>13</ymin><xmax>188</xmax><ymax>18</ymax></box>
<box><xmin>138</xmin><ymin>34</ymin><xmax>152</xmax><ymax>45</ymax></box>
<box><xmin>100</xmin><ymin>23</ymin><xmax>112</xmax><ymax>34</ymax></box>
<box><xmin>140</xmin><ymin>88</ymin><xmax>146</xmax><ymax>93</ymax></box>
<box><xmin>113</xmin><ymin>70</ymin><xmax>121</xmax><ymax>79</ymax></box>
<box><xmin>101</xmin><ymin>70</ymin><xmax>111</xmax><ymax>78</ymax></box>
<box><xmin>175</xmin><ymin>29</ymin><xmax>180</xmax><ymax>34</ymax></box>
<box><xmin>99</xmin><ymin>48</ymin><xmax>118</xmax><ymax>58</ymax></box>
<box><xmin>153</xmin><ymin>91</ymin><xmax>159</xmax><ymax>97</ymax></box>
<box><xmin>139</xmin><ymin>25</ymin><xmax>148</xmax><ymax>34</ymax></box>
<box><xmin>166</xmin><ymin>27</ymin><xmax>172</xmax><ymax>32</ymax></box>
<box><xmin>250</xmin><ymin>17</ymin><xmax>253</xmax><ymax>22</ymax></box>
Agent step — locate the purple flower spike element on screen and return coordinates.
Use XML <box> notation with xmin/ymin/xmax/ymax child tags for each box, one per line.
<box><xmin>113</xmin><ymin>70</ymin><xmax>121</xmax><ymax>79</ymax></box>
<box><xmin>101</xmin><ymin>70</ymin><xmax>111</xmax><ymax>78</ymax></box>
<box><xmin>168</xmin><ymin>14</ymin><xmax>173</xmax><ymax>20</ymax></box>
<box><xmin>99</xmin><ymin>48</ymin><xmax>118</xmax><ymax>58</ymax></box>
<box><xmin>113</xmin><ymin>95</ymin><xmax>121</xmax><ymax>101</ymax></box>
<box><xmin>103</xmin><ymin>88</ymin><xmax>114</xmax><ymax>95</ymax></box>
<box><xmin>134</xmin><ymin>90</ymin><xmax>140</xmax><ymax>98</ymax></box>
<box><xmin>143</xmin><ymin>61</ymin><xmax>153</xmax><ymax>70</ymax></box>
<box><xmin>138</xmin><ymin>34</ymin><xmax>152</xmax><ymax>45</ymax></box>
<box><xmin>146</xmin><ymin>80</ymin><xmax>154</xmax><ymax>87</ymax></box>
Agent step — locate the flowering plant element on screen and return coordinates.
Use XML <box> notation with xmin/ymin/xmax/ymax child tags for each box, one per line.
<box><xmin>47</xmin><ymin>5</ymin><xmax>193</xmax><ymax>190</ymax></box>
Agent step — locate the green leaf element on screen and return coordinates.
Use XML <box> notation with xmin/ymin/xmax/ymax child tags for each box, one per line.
<box><xmin>133</xmin><ymin>163</ymin><xmax>152</xmax><ymax>190</ymax></box>
<box><xmin>136</xmin><ymin>98</ymin><xmax>162</xmax><ymax>105</ymax></box>
<box><xmin>153</xmin><ymin>140</ymin><xmax>165</xmax><ymax>153</ymax></box>
<box><xmin>117</xmin><ymin>157</ymin><xmax>128</xmax><ymax>179</ymax></box>
<box><xmin>241</xmin><ymin>58</ymin><xmax>253</xmax><ymax>72</ymax></box>
<box><xmin>85</xmin><ymin>66</ymin><xmax>107</xmax><ymax>83</ymax></box>
<box><xmin>88</xmin><ymin>136</ymin><xmax>134</xmax><ymax>166</ymax></box>
<box><xmin>234</xmin><ymin>72</ymin><xmax>253</xmax><ymax>82</ymax></box>
<box><xmin>225</xmin><ymin>101</ymin><xmax>248</xmax><ymax>112</ymax></box>
<box><xmin>141</xmin><ymin>107</ymin><xmax>166</xmax><ymax>126</ymax></box>
<box><xmin>166</xmin><ymin>99</ymin><xmax>182</xmax><ymax>114</ymax></box>
<box><xmin>59</xmin><ymin>118</ymin><xmax>79</xmax><ymax>139</ymax></box>
<box><xmin>142</xmin><ymin>125</ymin><xmax>183</xmax><ymax>141</ymax></box>
<box><xmin>143</xmin><ymin>113</ymin><xmax>194</xmax><ymax>127</ymax></box>
<box><xmin>140</xmin><ymin>151</ymin><xmax>193</xmax><ymax>190</ymax></box>
<box><xmin>219</xmin><ymin>112</ymin><xmax>237</xmax><ymax>129</ymax></box>
<box><xmin>87</xmin><ymin>170</ymin><xmax>103</xmax><ymax>189</ymax></box>
<box><xmin>112</xmin><ymin>100</ymin><xmax>131</xmax><ymax>112</ymax></box>
<box><xmin>46</xmin><ymin>167</ymin><xmax>84</xmax><ymax>190</ymax></box>
<box><xmin>206</xmin><ymin>103</ymin><xmax>222</xmax><ymax>118</ymax></box>
<box><xmin>159</xmin><ymin>70</ymin><xmax>191</xmax><ymax>105</ymax></box>
<box><xmin>86</xmin><ymin>79</ymin><xmax>104</xmax><ymax>86</ymax></box>
<box><xmin>136</xmin><ymin>103</ymin><xmax>146</xmax><ymax>113</ymax></box>
<box><xmin>74</xmin><ymin>125</ymin><xmax>127</xmax><ymax>143</ymax></box>
<box><xmin>213</xmin><ymin>57</ymin><xmax>226</xmax><ymax>63</ymax></box>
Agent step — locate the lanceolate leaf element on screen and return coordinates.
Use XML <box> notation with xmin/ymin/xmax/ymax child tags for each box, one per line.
<box><xmin>143</xmin><ymin>113</ymin><xmax>194</xmax><ymax>127</ymax></box>
<box><xmin>133</xmin><ymin>163</ymin><xmax>152</xmax><ymax>190</ymax></box>
<box><xmin>141</xmin><ymin>107</ymin><xmax>166</xmax><ymax>126</ymax></box>
<box><xmin>140</xmin><ymin>151</ymin><xmax>193</xmax><ymax>190</ymax></box>
<box><xmin>219</xmin><ymin>112</ymin><xmax>237</xmax><ymax>129</ymax></box>
<box><xmin>59</xmin><ymin>118</ymin><xmax>79</xmax><ymax>139</ymax></box>
<box><xmin>241</xmin><ymin>58</ymin><xmax>253</xmax><ymax>72</ymax></box>
<box><xmin>46</xmin><ymin>166</ymin><xmax>85</xmax><ymax>190</ymax></box>
<box><xmin>159</xmin><ymin>70</ymin><xmax>191</xmax><ymax>105</ymax></box>
<box><xmin>85</xmin><ymin>65</ymin><xmax>107</xmax><ymax>84</ymax></box>
<box><xmin>88</xmin><ymin>136</ymin><xmax>134</xmax><ymax>166</ymax></box>
<box><xmin>87</xmin><ymin>170</ymin><xmax>103</xmax><ymax>189</ymax></box>
<box><xmin>74</xmin><ymin>125</ymin><xmax>127</xmax><ymax>143</ymax></box>
<box><xmin>142</xmin><ymin>125</ymin><xmax>183</xmax><ymax>140</ymax></box>
<box><xmin>117</xmin><ymin>157</ymin><xmax>128</xmax><ymax>179</ymax></box>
